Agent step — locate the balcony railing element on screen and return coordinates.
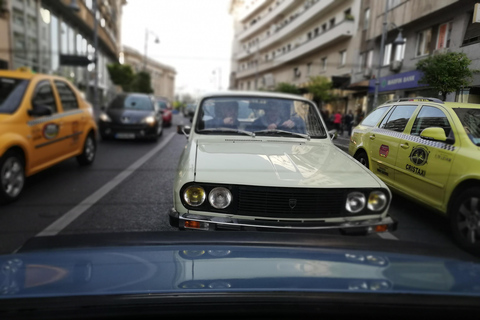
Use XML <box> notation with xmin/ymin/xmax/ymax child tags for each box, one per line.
<box><xmin>236</xmin><ymin>19</ymin><xmax>355</xmax><ymax>79</ymax></box>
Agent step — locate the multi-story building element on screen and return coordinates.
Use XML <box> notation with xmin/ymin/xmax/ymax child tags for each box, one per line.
<box><xmin>122</xmin><ymin>45</ymin><xmax>176</xmax><ymax>103</ymax></box>
<box><xmin>0</xmin><ymin>0</ymin><xmax>125</xmax><ymax>106</ymax></box>
<box><xmin>352</xmin><ymin>0</ymin><xmax>480</xmax><ymax>114</ymax></box>
<box><xmin>229</xmin><ymin>0</ymin><xmax>363</xmax><ymax>114</ymax></box>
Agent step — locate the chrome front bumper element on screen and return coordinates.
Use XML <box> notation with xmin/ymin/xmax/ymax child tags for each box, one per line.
<box><xmin>169</xmin><ymin>208</ymin><xmax>398</xmax><ymax>234</ymax></box>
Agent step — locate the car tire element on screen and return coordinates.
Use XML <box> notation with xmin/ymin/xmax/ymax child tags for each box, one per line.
<box><xmin>450</xmin><ymin>187</ymin><xmax>480</xmax><ymax>255</ymax></box>
<box><xmin>76</xmin><ymin>132</ymin><xmax>96</xmax><ymax>166</ymax></box>
<box><xmin>354</xmin><ymin>150</ymin><xmax>369</xmax><ymax>169</ymax></box>
<box><xmin>0</xmin><ymin>151</ymin><xmax>25</xmax><ymax>204</ymax></box>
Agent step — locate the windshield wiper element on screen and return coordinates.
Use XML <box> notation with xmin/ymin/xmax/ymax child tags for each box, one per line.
<box><xmin>253</xmin><ymin>129</ymin><xmax>310</xmax><ymax>140</ymax></box>
<box><xmin>198</xmin><ymin>128</ymin><xmax>254</xmax><ymax>136</ymax></box>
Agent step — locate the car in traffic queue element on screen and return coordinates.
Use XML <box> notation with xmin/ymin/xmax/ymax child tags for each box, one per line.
<box><xmin>170</xmin><ymin>91</ymin><xmax>397</xmax><ymax>235</ymax></box>
<box><xmin>0</xmin><ymin>69</ymin><xmax>97</xmax><ymax>204</ymax></box>
<box><xmin>349</xmin><ymin>97</ymin><xmax>480</xmax><ymax>254</ymax></box>
<box><xmin>156</xmin><ymin>97</ymin><xmax>172</xmax><ymax>127</ymax></box>
<box><xmin>183</xmin><ymin>103</ymin><xmax>197</xmax><ymax>122</ymax></box>
<box><xmin>98</xmin><ymin>93</ymin><xmax>163</xmax><ymax>141</ymax></box>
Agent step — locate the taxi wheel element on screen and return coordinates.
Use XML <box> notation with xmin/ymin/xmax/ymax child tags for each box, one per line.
<box><xmin>0</xmin><ymin>151</ymin><xmax>25</xmax><ymax>204</ymax></box>
<box><xmin>77</xmin><ymin>133</ymin><xmax>96</xmax><ymax>166</ymax></box>
<box><xmin>450</xmin><ymin>187</ymin><xmax>480</xmax><ymax>255</ymax></box>
<box><xmin>354</xmin><ymin>150</ymin><xmax>369</xmax><ymax>169</ymax></box>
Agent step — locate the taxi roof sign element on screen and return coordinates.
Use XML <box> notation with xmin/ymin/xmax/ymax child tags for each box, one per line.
<box><xmin>16</xmin><ymin>67</ymin><xmax>34</xmax><ymax>73</ymax></box>
<box><xmin>385</xmin><ymin>97</ymin><xmax>444</xmax><ymax>104</ymax></box>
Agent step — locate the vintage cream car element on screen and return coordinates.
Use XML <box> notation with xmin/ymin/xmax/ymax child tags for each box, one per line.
<box><xmin>170</xmin><ymin>92</ymin><xmax>396</xmax><ymax>235</ymax></box>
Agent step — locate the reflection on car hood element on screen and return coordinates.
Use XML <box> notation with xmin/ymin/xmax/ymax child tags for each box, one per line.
<box><xmin>107</xmin><ymin>109</ymin><xmax>153</xmax><ymax>124</ymax></box>
<box><xmin>194</xmin><ymin>138</ymin><xmax>382</xmax><ymax>188</ymax></box>
<box><xmin>0</xmin><ymin>232</ymin><xmax>479</xmax><ymax>299</ymax></box>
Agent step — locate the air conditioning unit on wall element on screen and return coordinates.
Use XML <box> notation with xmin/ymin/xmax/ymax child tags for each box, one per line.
<box><xmin>390</xmin><ymin>60</ymin><xmax>402</xmax><ymax>72</ymax></box>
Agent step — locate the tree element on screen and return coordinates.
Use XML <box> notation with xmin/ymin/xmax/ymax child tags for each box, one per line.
<box><xmin>416</xmin><ymin>52</ymin><xmax>476</xmax><ymax>101</ymax></box>
<box><xmin>306</xmin><ymin>76</ymin><xmax>332</xmax><ymax>106</ymax></box>
<box><xmin>132</xmin><ymin>71</ymin><xmax>154</xmax><ymax>94</ymax></box>
<box><xmin>274</xmin><ymin>82</ymin><xmax>301</xmax><ymax>95</ymax></box>
<box><xmin>107</xmin><ymin>63</ymin><xmax>135</xmax><ymax>92</ymax></box>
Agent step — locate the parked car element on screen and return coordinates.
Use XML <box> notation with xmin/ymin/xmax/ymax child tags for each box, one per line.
<box><xmin>98</xmin><ymin>93</ymin><xmax>163</xmax><ymax>141</ymax></box>
<box><xmin>0</xmin><ymin>69</ymin><xmax>97</xmax><ymax>204</ymax></box>
<box><xmin>156</xmin><ymin>98</ymin><xmax>172</xmax><ymax>127</ymax></box>
<box><xmin>349</xmin><ymin>97</ymin><xmax>480</xmax><ymax>254</ymax></box>
<box><xmin>184</xmin><ymin>103</ymin><xmax>196</xmax><ymax>121</ymax></box>
<box><xmin>170</xmin><ymin>91</ymin><xmax>397</xmax><ymax>234</ymax></box>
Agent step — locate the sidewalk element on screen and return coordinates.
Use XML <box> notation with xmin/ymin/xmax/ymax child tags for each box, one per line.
<box><xmin>331</xmin><ymin>131</ymin><xmax>350</xmax><ymax>152</ymax></box>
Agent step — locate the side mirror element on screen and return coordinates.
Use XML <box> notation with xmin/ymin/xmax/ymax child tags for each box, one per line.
<box><xmin>328</xmin><ymin>129</ymin><xmax>337</xmax><ymax>140</ymax></box>
<box><xmin>177</xmin><ymin>125</ymin><xmax>191</xmax><ymax>137</ymax></box>
<box><xmin>420</xmin><ymin>127</ymin><xmax>447</xmax><ymax>142</ymax></box>
<box><xmin>28</xmin><ymin>104</ymin><xmax>52</xmax><ymax>117</ymax></box>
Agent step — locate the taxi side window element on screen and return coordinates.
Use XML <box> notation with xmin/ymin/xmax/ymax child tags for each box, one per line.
<box><xmin>379</xmin><ymin>105</ymin><xmax>417</xmax><ymax>132</ymax></box>
<box><xmin>32</xmin><ymin>81</ymin><xmax>58</xmax><ymax>113</ymax></box>
<box><xmin>361</xmin><ymin>107</ymin><xmax>389</xmax><ymax>127</ymax></box>
<box><xmin>54</xmin><ymin>80</ymin><xmax>78</xmax><ymax>111</ymax></box>
<box><xmin>411</xmin><ymin>106</ymin><xmax>452</xmax><ymax>137</ymax></box>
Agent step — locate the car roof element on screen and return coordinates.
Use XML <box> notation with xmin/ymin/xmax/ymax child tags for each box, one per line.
<box><xmin>379</xmin><ymin>99</ymin><xmax>480</xmax><ymax>110</ymax></box>
<box><xmin>199</xmin><ymin>90</ymin><xmax>312</xmax><ymax>102</ymax></box>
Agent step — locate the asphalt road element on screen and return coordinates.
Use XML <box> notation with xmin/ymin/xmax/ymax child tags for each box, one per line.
<box><xmin>0</xmin><ymin>113</ymin><xmax>475</xmax><ymax>260</ymax></box>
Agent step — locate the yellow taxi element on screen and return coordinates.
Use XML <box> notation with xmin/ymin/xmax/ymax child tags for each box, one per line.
<box><xmin>349</xmin><ymin>97</ymin><xmax>480</xmax><ymax>253</ymax></box>
<box><xmin>0</xmin><ymin>69</ymin><xmax>97</xmax><ymax>204</ymax></box>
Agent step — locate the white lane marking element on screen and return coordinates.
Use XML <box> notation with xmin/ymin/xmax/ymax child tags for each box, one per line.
<box><xmin>377</xmin><ymin>231</ymin><xmax>399</xmax><ymax>240</ymax></box>
<box><xmin>36</xmin><ymin>132</ymin><xmax>176</xmax><ymax>237</ymax></box>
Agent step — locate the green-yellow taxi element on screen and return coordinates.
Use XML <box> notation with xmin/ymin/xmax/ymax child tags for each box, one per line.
<box><xmin>349</xmin><ymin>97</ymin><xmax>480</xmax><ymax>253</ymax></box>
<box><xmin>0</xmin><ymin>69</ymin><xmax>98</xmax><ymax>204</ymax></box>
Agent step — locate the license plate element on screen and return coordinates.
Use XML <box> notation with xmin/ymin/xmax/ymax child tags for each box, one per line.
<box><xmin>115</xmin><ymin>133</ymin><xmax>135</xmax><ymax>139</ymax></box>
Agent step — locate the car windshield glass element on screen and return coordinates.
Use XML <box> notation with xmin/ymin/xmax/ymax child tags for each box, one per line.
<box><xmin>0</xmin><ymin>77</ymin><xmax>29</xmax><ymax>114</ymax></box>
<box><xmin>157</xmin><ymin>100</ymin><xmax>168</xmax><ymax>110</ymax></box>
<box><xmin>109</xmin><ymin>95</ymin><xmax>153</xmax><ymax>111</ymax></box>
<box><xmin>453</xmin><ymin>108</ymin><xmax>480</xmax><ymax>145</ymax></box>
<box><xmin>196</xmin><ymin>97</ymin><xmax>327</xmax><ymax>138</ymax></box>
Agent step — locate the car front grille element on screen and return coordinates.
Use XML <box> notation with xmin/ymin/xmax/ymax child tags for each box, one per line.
<box><xmin>237</xmin><ymin>186</ymin><xmax>346</xmax><ymax>218</ymax></box>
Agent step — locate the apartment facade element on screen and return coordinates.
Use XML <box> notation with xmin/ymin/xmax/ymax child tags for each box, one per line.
<box><xmin>122</xmin><ymin>45</ymin><xmax>176</xmax><ymax>102</ymax></box>
<box><xmin>0</xmin><ymin>0</ymin><xmax>125</xmax><ymax>106</ymax></box>
<box><xmin>229</xmin><ymin>0</ymin><xmax>363</xmax><ymax>114</ymax></box>
<box><xmin>352</xmin><ymin>0</ymin><xmax>480</xmax><ymax>114</ymax></box>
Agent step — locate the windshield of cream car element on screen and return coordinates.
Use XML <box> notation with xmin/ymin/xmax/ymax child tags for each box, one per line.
<box><xmin>195</xmin><ymin>97</ymin><xmax>327</xmax><ymax>138</ymax></box>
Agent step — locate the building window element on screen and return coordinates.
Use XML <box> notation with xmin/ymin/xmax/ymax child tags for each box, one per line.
<box><xmin>330</xmin><ymin>18</ymin><xmax>336</xmax><ymax>28</ymax></box>
<box><xmin>463</xmin><ymin>12</ymin><xmax>480</xmax><ymax>46</ymax></box>
<box><xmin>366</xmin><ymin>50</ymin><xmax>373</xmax><ymax>69</ymax></box>
<box><xmin>363</xmin><ymin>8</ymin><xmax>370</xmax><ymax>30</ymax></box>
<box><xmin>383</xmin><ymin>43</ymin><xmax>392</xmax><ymax>65</ymax></box>
<box><xmin>293</xmin><ymin>67</ymin><xmax>301</xmax><ymax>79</ymax></box>
<box><xmin>357</xmin><ymin>53</ymin><xmax>365</xmax><ymax>72</ymax></box>
<box><xmin>314</xmin><ymin>27</ymin><xmax>319</xmax><ymax>36</ymax></box>
<box><xmin>416</xmin><ymin>28</ymin><xmax>432</xmax><ymax>56</ymax></box>
<box><xmin>339</xmin><ymin>50</ymin><xmax>346</xmax><ymax>67</ymax></box>
<box><xmin>322</xmin><ymin>23</ymin><xmax>327</xmax><ymax>32</ymax></box>
<box><xmin>307</xmin><ymin>62</ymin><xmax>312</xmax><ymax>75</ymax></box>
<box><xmin>321</xmin><ymin>57</ymin><xmax>327</xmax><ymax>71</ymax></box>
<box><xmin>436</xmin><ymin>22</ymin><xmax>452</xmax><ymax>49</ymax></box>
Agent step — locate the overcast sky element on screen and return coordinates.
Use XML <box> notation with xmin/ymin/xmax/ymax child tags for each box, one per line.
<box><xmin>121</xmin><ymin>0</ymin><xmax>233</xmax><ymax>98</ymax></box>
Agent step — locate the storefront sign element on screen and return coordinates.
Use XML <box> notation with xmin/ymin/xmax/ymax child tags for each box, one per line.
<box><xmin>368</xmin><ymin>70</ymin><xmax>427</xmax><ymax>93</ymax></box>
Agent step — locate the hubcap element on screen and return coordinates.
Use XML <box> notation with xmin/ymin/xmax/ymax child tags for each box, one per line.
<box><xmin>457</xmin><ymin>197</ymin><xmax>480</xmax><ymax>244</ymax></box>
<box><xmin>1</xmin><ymin>157</ymin><xmax>24</xmax><ymax>198</ymax></box>
<box><xmin>85</xmin><ymin>137</ymin><xmax>95</xmax><ymax>161</ymax></box>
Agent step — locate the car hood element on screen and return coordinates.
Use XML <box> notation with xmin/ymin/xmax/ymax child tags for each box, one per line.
<box><xmin>106</xmin><ymin>109</ymin><xmax>154</xmax><ymax>124</ymax></box>
<box><xmin>193</xmin><ymin>138</ymin><xmax>382</xmax><ymax>188</ymax></box>
<box><xmin>0</xmin><ymin>232</ymin><xmax>479</xmax><ymax>299</ymax></box>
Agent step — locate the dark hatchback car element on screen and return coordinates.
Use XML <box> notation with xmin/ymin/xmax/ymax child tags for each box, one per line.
<box><xmin>99</xmin><ymin>93</ymin><xmax>163</xmax><ymax>141</ymax></box>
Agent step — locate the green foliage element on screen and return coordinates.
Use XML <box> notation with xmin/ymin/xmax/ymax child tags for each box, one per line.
<box><xmin>274</xmin><ymin>82</ymin><xmax>301</xmax><ymax>95</ymax></box>
<box><xmin>107</xmin><ymin>63</ymin><xmax>135</xmax><ymax>92</ymax></box>
<box><xmin>131</xmin><ymin>71</ymin><xmax>154</xmax><ymax>93</ymax></box>
<box><xmin>416</xmin><ymin>52</ymin><xmax>477</xmax><ymax>100</ymax></box>
<box><xmin>306</xmin><ymin>76</ymin><xmax>332</xmax><ymax>104</ymax></box>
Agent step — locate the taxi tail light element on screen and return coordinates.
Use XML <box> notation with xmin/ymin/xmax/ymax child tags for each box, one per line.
<box><xmin>184</xmin><ymin>220</ymin><xmax>209</xmax><ymax>230</ymax></box>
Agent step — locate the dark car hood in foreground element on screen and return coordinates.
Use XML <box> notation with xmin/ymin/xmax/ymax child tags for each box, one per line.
<box><xmin>106</xmin><ymin>108</ymin><xmax>154</xmax><ymax>124</ymax></box>
<box><xmin>0</xmin><ymin>232</ymin><xmax>479</xmax><ymax>300</ymax></box>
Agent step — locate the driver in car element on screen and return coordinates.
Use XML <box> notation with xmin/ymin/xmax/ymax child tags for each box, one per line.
<box><xmin>204</xmin><ymin>101</ymin><xmax>240</xmax><ymax>129</ymax></box>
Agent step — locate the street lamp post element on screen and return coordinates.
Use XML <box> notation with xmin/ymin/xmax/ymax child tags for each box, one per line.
<box><xmin>212</xmin><ymin>67</ymin><xmax>222</xmax><ymax>91</ymax></box>
<box><xmin>143</xmin><ymin>29</ymin><xmax>160</xmax><ymax>71</ymax></box>
<box><xmin>372</xmin><ymin>1</ymin><xmax>405</xmax><ymax>110</ymax></box>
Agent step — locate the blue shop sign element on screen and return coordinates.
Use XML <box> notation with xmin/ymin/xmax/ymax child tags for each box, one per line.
<box><xmin>368</xmin><ymin>70</ymin><xmax>427</xmax><ymax>93</ymax></box>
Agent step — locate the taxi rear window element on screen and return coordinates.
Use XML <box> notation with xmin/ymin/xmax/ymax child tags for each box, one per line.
<box><xmin>453</xmin><ymin>108</ymin><xmax>480</xmax><ymax>146</ymax></box>
<box><xmin>0</xmin><ymin>77</ymin><xmax>29</xmax><ymax>114</ymax></box>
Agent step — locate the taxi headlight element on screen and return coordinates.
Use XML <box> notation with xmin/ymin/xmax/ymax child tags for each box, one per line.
<box><xmin>368</xmin><ymin>191</ymin><xmax>388</xmax><ymax>212</ymax></box>
<box><xmin>208</xmin><ymin>187</ymin><xmax>232</xmax><ymax>209</ymax></box>
<box><xmin>346</xmin><ymin>192</ymin><xmax>366</xmax><ymax>213</ymax></box>
<box><xmin>183</xmin><ymin>185</ymin><xmax>206</xmax><ymax>206</ymax></box>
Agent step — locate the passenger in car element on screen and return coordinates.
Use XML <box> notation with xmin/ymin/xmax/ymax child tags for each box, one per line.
<box><xmin>249</xmin><ymin>100</ymin><xmax>305</xmax><ymax>133</ymax></box>
<box><xmin>204</xmin><ymin>101</ymin><xmax>240</xmax><ymax>129</ymax></box>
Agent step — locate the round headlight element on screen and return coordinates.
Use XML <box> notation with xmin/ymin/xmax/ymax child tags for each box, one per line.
<box><xmin>346</xmin><ymin>192</ymin><xmax>366</xmax><ymax>213</ymax></box>
<box><xmin>368</xmin><ymin>191</ymin><xmax>388</xmax><ymax>212</ymax></box>
<box><xmin>183</xmin><ymin>185</ymin><xmax>206</xmax><ymax>206</ymax></box>
<box><xmin>208</xmin><ymin>187</ymin><xmax>232</xmax><ymax>209</ymax></box>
